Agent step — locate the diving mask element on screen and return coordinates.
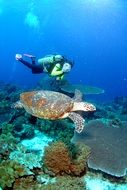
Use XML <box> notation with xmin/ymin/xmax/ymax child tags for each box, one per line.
<box><xmin>62</xmin><ymin>62</ymin><xmax>71</xmax><ymax>73</ymax></box>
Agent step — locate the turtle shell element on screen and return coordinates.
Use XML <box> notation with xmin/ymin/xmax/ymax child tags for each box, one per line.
<box><xmin>20</xmin><ymin>90</ymin><xmax>74</xmax><ymax>119</ymax></box>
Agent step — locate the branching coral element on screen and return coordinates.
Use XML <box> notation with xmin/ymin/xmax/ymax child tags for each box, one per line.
<box><xmin>41</xmin><ymin>176</ymin><xmax>85</xmax><ymax>190</ymax></box>
<box><xmin>0</xmin><ymin>132</ymin><xmax>19</xmax><ymax>161</ymax></box>
<box><xmin>0</xmin><ymin>160</ymin><xmax>32</xmax><ymax>189</ymax></box>
<box><xmin>1</xmin><ymin>122</ymin><xmax>14</xmax><ymax>134</ymax></box>
<box><xmin>70</xmin><ymin>144</ymin><xmax>91</xmax><ymax>176</ymax></box>
<box><xmin>13</xmin><ymin>176</ymin><xmax>85</xmax><ymax>190</ymax></box>
<box><xmin>9</xmin><ymin>149</ymin><xmax>42</xmax><ymax>169</ymax></box>
<box><xmin>13</xmin><ymin>176</ymin><xmax>39</xmax><ymax>190</ymax></box>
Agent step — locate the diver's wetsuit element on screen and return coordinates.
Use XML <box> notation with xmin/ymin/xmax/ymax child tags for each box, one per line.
<box><xmin>18</xmin><ymin>56</ymin><xmax>71</xmax><ymax>80</ymax></box>
<box><xmin>18</xmin><ymin>58</ymin><xmax>43</xmax><ymax>74</ymax></box>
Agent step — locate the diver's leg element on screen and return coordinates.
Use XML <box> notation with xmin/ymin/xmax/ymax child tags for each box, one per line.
<box><xmin>18</xmin><ymin>58</ymin><xmax>33</xmax><ymax>69</ymax></box>
<box><xmin>31</xmin><ymin>65</ymin><xmax>44</xmax><ymax>74</ymax></box>
<box><xmin>19</xmin><ymin>58</ymin><xmax>43</xmax><ymax>74</ymax></box>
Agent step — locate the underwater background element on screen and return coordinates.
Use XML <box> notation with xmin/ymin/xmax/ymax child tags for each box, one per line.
<box><xmin>0</xmin><ymin>0</ymin><xmax>127</xmax><ymax>100</ymax></box>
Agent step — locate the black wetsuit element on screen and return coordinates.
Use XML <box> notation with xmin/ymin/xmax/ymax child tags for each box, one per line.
<box><xmin>19</xmin><ymin>58</ymin><xmax>43</xmax><ymax>74</ymax></box>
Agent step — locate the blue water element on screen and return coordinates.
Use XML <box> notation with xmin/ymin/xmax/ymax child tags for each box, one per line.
<box><xmin>0</xmin><ymin>0</ymin><xmax>127</xmax><ymax>100</ymax></box>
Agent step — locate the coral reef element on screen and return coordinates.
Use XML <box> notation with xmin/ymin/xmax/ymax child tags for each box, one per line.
<box><xmin>72</xmin><ymin>119</ymin><xmax>127</xmax><ymax>177</ymax></box>
<box><xmin>0</xmin><ymin>81</ymin><xmax>127</xmax><ymax>189</ymax></box>
<box><xmin>43</xmin><ymin>141</ymin><xmax>90</xmax><ymax>176</ymax></box>
<box><xmin>41</xmin><ymin>176</ymin><xmax>85</xmax><ymax>190</ymax></box>
<box><xmin>95</xmin><ymin>96</ymin><xmax>127</xmax><ymax>123</ymax></box>
<box><xmin>13</xmin><ymin>123</ymin><xmax>35</xmax><ymax>139</ymax></box>
<box><xmin>43</xmin><ymin>141</ymin><xmax>73</xmax><ymax>175</ymax></box>
<box><xmin>13</xmin><ymin>176</ymin><xmax>39</xmax><ymax>190</ymax></box>
<box><xmin>37</xmin><ymin>119</ymin><xmax>74</xmax><ymax>143</ymax></box>
<box><xmin>13</xmin><ymin>176</ymin><xmax>85</xmax><ymax>190</ymax></box>
<box><xmin>1</xmin><ymin>122</ymin><xmax>14</xmax><ymax>134</ymax></box>
<box><xmin>0</xmin><ymin>160</ymin><xmax>32</xmax><ymax>189</ymax></box>
<box><xmin>0</xmin><ymin>132</ymin><xmax>19</xmax><ymax>161</ymax></box>
<box><xmin>9</xmin><ymin>149</ymin><xmax>42</xmax><ymax>169</ymax></box>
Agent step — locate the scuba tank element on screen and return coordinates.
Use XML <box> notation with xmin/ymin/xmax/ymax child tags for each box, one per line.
<box><xmin>38</xmin><ymin>54</ymin><xmax>64</xmax><ymax>65</ymax></box>
<box><xmin>38</xmin><ymin>54</ymin><xmax>64</xmax><ymax>73</ymax></box>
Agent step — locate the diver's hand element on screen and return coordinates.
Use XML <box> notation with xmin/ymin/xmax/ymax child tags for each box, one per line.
<box><xmin>15</xmin><ymin>54</ymin><xmax>22</xmax><ymax>60</ymax></box>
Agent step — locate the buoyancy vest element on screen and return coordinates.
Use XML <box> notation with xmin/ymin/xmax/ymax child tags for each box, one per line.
<box><xmin>38</xmin><ymin>55</ymin><xmax>65</xmax><ymax>78</ymax></box>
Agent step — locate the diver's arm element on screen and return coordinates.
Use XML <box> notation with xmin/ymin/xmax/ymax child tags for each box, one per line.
<box><xmin>50</xmin><ymin>63</ymin><xmax>64</xmax><ymax>76</ymax></box>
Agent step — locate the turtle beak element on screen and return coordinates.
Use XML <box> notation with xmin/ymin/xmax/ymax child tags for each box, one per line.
<box><xmin>91</xmin><ymin>104</ymin><xmax>96</xmax><ymax>111</ymax></box>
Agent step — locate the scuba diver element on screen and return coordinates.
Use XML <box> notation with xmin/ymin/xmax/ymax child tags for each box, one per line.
<box><xmin>15</xmin><ymin>53</ymin><xmax>74</xmax><ymax>80</ymax></box>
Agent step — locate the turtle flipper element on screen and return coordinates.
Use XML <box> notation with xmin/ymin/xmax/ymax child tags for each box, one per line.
<box><xmin>68</xmin><ymin>112</ymin><xmax>85</xmax><ymax>133</ymax></box>
<box><xmin>73</xmin><ymin>89</ymin><xmax>83</xmax><ymax>102</ymax></box>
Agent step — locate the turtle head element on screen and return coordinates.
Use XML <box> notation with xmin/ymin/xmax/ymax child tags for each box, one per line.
<box><xmin>11</xmin><ymin>101</ymin><xmax>23</xmax><ymax>109</ymax></box>
<box><xmin>73</xmin><ymin>102</ymin><xmax>96</xmax><ymax>112</ymax></box>
<box><xmin>82</xmin><ymin>102</ymin><xmax>96</xmax><ymax>111</ymax></box>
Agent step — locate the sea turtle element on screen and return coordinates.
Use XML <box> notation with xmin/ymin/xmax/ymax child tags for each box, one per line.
<box><xmin>14</xmin><ymin>89</ymin><xmax>96</xmax><ymax>133</ymax></box>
